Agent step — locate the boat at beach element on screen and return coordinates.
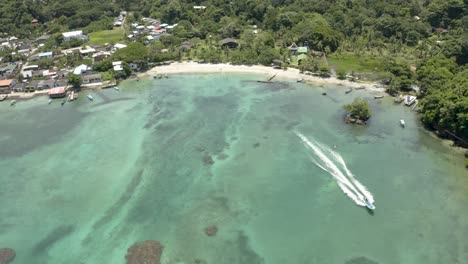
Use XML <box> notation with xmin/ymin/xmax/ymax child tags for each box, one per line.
<box><xmin>114</xmin><ymin>86</ymin><xmax>120</xmax><ymax>91</ymax></box>
<box><xmin>87</xmin><ymin>94</ymin><xmax>94</xmax><ymax>101</ymax></box>
<box><xmin>68</xmin><ymin>91</ymin><xmax>77</xmax><ymax>101</ymax></box>
<box><xmin>364</xmin><ymin>197</ymin><xmax>375</xmax><ymax>210</ymax></box>
<box><xmin>345</xmin><ymin>88</ymin><xmax>353</xmax><ymax>94</ymax></box>
<box><xmin>374</xmin><ymin>95</ymin><xmax>384</xmax><ymax>99</ymax></box>
<box><xmin>10</xmin><ymin>100</ymin><xmax>16</xmax><ymax>106</ymax></box>
<box><xmin>400</xmin><ymin>119</ymin><xmax>405</xmax><ymax>127</ymax></box>
<box><xmin>297</xmin><ymin>78</ymin><xmax>304</xmax><ymax>83</ymax></box>
<box><xmin>394</xmin><ymin>96</ymin><xmax>404</xmax><ymax>103</ymax></box>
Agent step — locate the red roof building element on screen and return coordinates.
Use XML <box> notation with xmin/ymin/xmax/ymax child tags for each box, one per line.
<box><xmin>0</xmin><ymin>79</ymin><xmax>15</xmax><ymax>94</ymax></box>
<box><xmin>48</xmin><ymin>87</ymin><xmax>67</xmax><ymax>98</ymax></box>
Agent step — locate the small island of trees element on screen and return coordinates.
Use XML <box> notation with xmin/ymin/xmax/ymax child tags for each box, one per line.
<box><xmin>344</xmin><ymin>98</ymin><xmax>372</xmax><ymax>125</ymax></box>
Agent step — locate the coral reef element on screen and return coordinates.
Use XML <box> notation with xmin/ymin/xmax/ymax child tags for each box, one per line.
<box><xmin>203</xmin><ymin>155</ymin><xmax>214</xmax><ymax>165</ymax></box>
<box><xmin>0</xmin><ymin>248</ymin><xmax>15</xmax><ymax>264</ymax></box>
<box><xmin>126</xmin><ymin>240</ymin><xmax>163</xmax><ymax>264</ymax></box>
<box><xmin>345</xmin><ymin>256</ymin><xmax>379</xmax><ymax>264</ymax></box>
<box><xmin>204</xmin><ymin>225</ymin><xmax>218</xmax><ymax>236</ymax></box>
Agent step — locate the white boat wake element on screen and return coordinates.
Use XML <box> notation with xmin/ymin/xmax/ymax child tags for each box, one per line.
<box><xmin>295</xmin><ymin>131</ymin><xmax>374</xmax><ymax>207</ymax></box>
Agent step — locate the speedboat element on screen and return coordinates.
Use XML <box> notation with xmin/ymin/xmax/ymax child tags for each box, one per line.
<box><xmin>87</xmin><ymin>94</ymin><xmax>94</xmax><ymax>101</ymax></box>
<box><xmin>363</xmin><ymin>197</ymin><xmax>375</xmax><ymax>210</ymax></box>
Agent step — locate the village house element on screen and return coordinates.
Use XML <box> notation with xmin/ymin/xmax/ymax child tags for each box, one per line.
<box><xmin>48</xmin><ymin>87</ymin><xmax>67</xmax><ymax>98</ymax></box>
<box><xmin>22</xmin><ymin>70</ymin><xmax>33</xmax><ymax>79</ymax></box>
<box><xmin>38</xmin><ymin>51</ymin><xmax>53</xmax><ymax>58</ymax></box>
<box><xmin>62</xmin><ymin>30</ymin><xmax>87</xmax><ymax>42</ymax></box>
<box><xmin>82</xmin><ymin>74</ymin><xmax>102</xmax><ymax>84</ymax></box>
<box><xmin>92</xmin><ymin>51</ymin><xmax>111</xmax><ymax>63</ymax></box>
<box><xmin>17</xmin><ymin>43</ymin><xmax>32</xmax><ymax>54</ymax></box>
<box><xmin>79</xmin><ymin>47</ymin><xmax>96</xmax><ymax>57</ymax></box>
<box><xmin>220</xmin><ymin>38</ymin><xmax>239</xmax><ymax>49</ymax></box>
<box><xmin>113</xmin><ymin>61</ymin><xmax>123</xmax><ymax>71</ymax></box>
<box><xmin>0</xmin><ymin>79</ymin><xmax>15</xmax><ymax>94</ymax></box>
<box><xmin>55</xmin><ymin>78</ymin><xmax>68</xmax><ymax>87</ymax></box>
<box><xmin>73</xmin><ymin>64</ymin><xmax>93</xmax><ymax>75</ymax></box>
<box><xmin>35</xmin><ymin>35</ymin><xmax>51</xmax><ymax>45</ymax></box>
<box><xmin>37</xmin><ymin>79</ymin><xmax>56</xmax><ymax>90</ymax></box>
<box><xmin>0</xmin><ymin>63</ymin><xmax>18</xmax><ymax>79</ymax></box>
<box><xmin>23</xmin><ymin>80</ymin><xmax>39</xmax><ymax>92</ymax></box>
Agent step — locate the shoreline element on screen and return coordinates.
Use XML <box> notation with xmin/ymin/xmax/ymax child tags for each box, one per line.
<box><xmin>3</xmin><ymin>81</ymin><xmax>117</xmax><ymax>101</ymax></box>
<box><xmin>140</xmin><ymin>61</ymin><xmax>386</xmax><ymax>92</ymax></box>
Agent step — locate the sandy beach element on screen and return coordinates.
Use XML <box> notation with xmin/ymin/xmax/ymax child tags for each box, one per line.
<box><xmin>142</xmin><ymin>61</ymin><xmax>385</xmax><ymax>91</ymax></box>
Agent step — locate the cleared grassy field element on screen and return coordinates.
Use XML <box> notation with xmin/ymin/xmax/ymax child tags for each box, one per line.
<box><xmin>89</xmin><ymin>28</ymin><xmax>124</xmax><ymax>45</ymax></box>
<box><xmin>328</xmin><ymin>54</ymin><xmax>385</xmax><ymax>73</ymax></box>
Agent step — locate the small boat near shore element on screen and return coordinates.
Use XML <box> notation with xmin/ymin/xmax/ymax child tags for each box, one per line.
<box><xmin>400</xmin><ymin>119</ymin><xmax>405</xmax><ymax>127</ymax></box>
<box><xmin>297</xmin><ymin>78</ymin><xmax>304</xmax><ymax>83</ymax></box>
<box><xmin>355</xmin><ymin>86</ymin><xmax>366</xmax><ymax>90</ymax></box>
<box><xmin>87</xmin><ymin>94</ymin><xmax>94</xmax><ymax>101</ymax></box>
<box><xmin>374</xmin><ymin>95</ymin><xmax>384</xmax><ymax>99</ymax></box>
<box><xmin>345</xmin><ymin>88</ymin><xmax>353</xmax><ymax>94</ymax></box>
<box><xmin>61</xmin><ymin>98</ymin><xmax>66</xmax><ymax>106</ymax></box>
<box><xmin>113</xmin><ymin>86</ymin><xmax>120</xmax><ymax>91</ymax></box>
<box><xmin>48</xmin><ymin>99</ymin><xmax>52</xmax><ymax>104</ymax></box>
<box><xmin>10</xmin><ymin>100</ymin><xmax>16</xmax><ymax>106</ymax></box>
<box><xmin>0</xmin><ymin>94</ymin><xmax>8</xmax><ymax>101</ymax></box>
<box><xmin>68</xmin><ymin>91</ymin><xmax>78</xmax><ymax>101</ymax></box>
<box><xmin>394</xmin><ymin>96</ymin><xmax>404</xmax><ymax>103</ymax></box>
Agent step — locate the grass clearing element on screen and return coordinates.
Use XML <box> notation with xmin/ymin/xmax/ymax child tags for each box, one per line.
<box><xmin>328</xmin><ymin>54</ymin><xmax>386</xmax><ymax>74</ymax></box>
<box><xmin>89</xmin><ymin>28</ymin><xmax>125</xmax><ymax>45</ymax></box>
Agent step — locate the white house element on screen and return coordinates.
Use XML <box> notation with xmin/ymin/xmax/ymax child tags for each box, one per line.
<box><xmin>112</xmin><ymin>61</ymin><xmax>123</xmax><ymax>72</ymax></box>
<box><xmin>73</xmin><ymin>64</ymin><xmax>91</xmax><ymax>75</ymax></box>
<box><xmin>62</xmin><ymin>30</ymin><xmax>84</xmax><ymax>41</ymax></box>
<box><xmin>114</xmin><ymin>43</ymin><xmax>127</xmax><ymax>50</ymax></box>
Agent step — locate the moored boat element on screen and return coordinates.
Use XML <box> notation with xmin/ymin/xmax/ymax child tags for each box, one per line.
<box><xmin>87</xmin><ymin>94</ymin><xmax>94</xmax><ymax>101</ymax></box>
<box><xmin>61</xmin><ymin>98</ymin><xmax>66</xmax><ymax>106</ymax></box>
<box><xmin>355</xmin><ymin>86</ymin><xmax>365</xmax><ymax>90</ymax></box>
<box><xmin>345</xmin><ymin>88</ymin><xmax>353</xmax><ymax>94</ymax></box>
<box><xmin>400</xmin><ymin>119</ymin><xmax>405</xmax><ymax>127</ymax></box>
<box><xmin>48</xmin><ymin>99</ymin><xmax>52</xmax><ymax>104</ymax></box>
<box><xmin>114</xmin><ymin>86</ymin><xmax>120</xmax><ymax>91</ymax></box>
<box><xmin>10</xmin><ymin>100</ymin><xmax>16</xmax><ymax>106</ymax></box>
<box><xmin>374</xmin><ymin>95</ymin><xmax>384</xmax><ymax>99</ymax></box>
<box><xmin>297</xmin><ymin>78</ymin><xmax>304</xmax><ymax>83</ymax></box>
<box><xmin>0</xmin><ymin>94</ymin><xmax>8</xmax><ymax>101</ymax></box>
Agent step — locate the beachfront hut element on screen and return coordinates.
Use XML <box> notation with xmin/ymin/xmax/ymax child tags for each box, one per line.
<box><xmin>82</xmin><ymin>74</ymin><xmax>102</xmax><ymax>84</ymax></box>
<box><xmin>0</xmin><ymin>79</ymin><xmax>15</xmax><ymax>94</ymax></box>
<box><xmin>48</xmin><ymin>87</ymin><xmax>67</xmax><ymax>98</ymax></box>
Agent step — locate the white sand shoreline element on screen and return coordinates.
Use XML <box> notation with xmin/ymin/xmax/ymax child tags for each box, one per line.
<box><xmin>142</xmin><ymin>61</ymin><xmax>386</xmax><ymax>92</ymax></box>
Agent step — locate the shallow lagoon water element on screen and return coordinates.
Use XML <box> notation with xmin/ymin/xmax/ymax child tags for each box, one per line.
<box><xmin>0</xmin><ymin>74</ymin><xmax>467</xmax><ymax>264</ymax></box>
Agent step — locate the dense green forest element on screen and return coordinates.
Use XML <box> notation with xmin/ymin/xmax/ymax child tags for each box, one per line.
<box><xmin>0</xmin><ymin>0</ymin><xmax>467</xmax><ymax>145</ymax></box>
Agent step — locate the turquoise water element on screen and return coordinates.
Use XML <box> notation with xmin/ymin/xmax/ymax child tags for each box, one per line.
<box><xmin>0</xmin><ymin>74</ymin><xmax>467</xmax><ymax>264</ymax></box>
